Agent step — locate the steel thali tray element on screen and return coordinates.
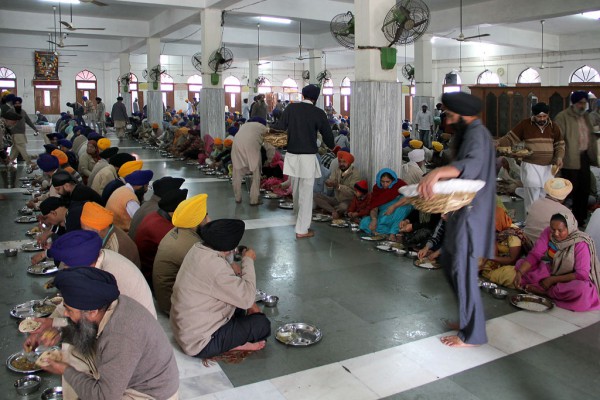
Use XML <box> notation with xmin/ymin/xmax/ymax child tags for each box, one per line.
<box><xmin>21</xmin><ymin>242</ymin><xmax>42</xmax><ymax>252</ymax></box>
<box><xmin>27</xmin><ymin>261</ymin><xmax>59</xmax><ymax>275</ymax></box>
<box><xmin>276</xmin><ymin>322</ymin><xmax>322</xmax><ymax>346</ymax></box>
<box><xmin>510</xmin><ymin>294</ymin><xmax>554</xmax><ymax>312</ymax></box>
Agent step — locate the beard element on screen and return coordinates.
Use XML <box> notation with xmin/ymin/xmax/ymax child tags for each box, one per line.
<box><xmin>134</xmin><ymin>188</ymin><xmax>146</xmax><ymax>203</ymax></box>
<box><xmin>574</xmin><ymin>106</ymin><xmax>587</xmax><ymax>116</ymax></box>
<box><xmin>62</xmin><ymin>317</ymin><xmax>99</xmax><ymax>358</ymax></box>
<box><xmin>14</xmin><ymin>106</ymin><xmax>22</xmax><ymax>113</ymax></box>
<box><xmin>535</xmin><ymin>119</ymin><xmax>548</xmax><ymax>126</ymax></box>
<box><xmin>448</xmin><ymin>117</ymin><xmax>469</xmax><ymax>160</ymax></box>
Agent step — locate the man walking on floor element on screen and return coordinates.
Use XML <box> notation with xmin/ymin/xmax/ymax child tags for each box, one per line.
<box><xmin>273</xmin><ymin>84</ymin><xmax>334</xmax><ymax>238</ymax></box>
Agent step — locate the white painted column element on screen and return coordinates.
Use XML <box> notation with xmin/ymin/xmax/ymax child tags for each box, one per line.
<box><xmin>308</xmin><ymin>49</ymin><xmax>324</xmax><ymax>109</ymax></box>
<box><xmin>352</xmin><ymin>0</ymin><xmax>402</xmax><ymax>183</ymax></box>
<box><xmin>413</xmin><ymin>33</ymin><xmax>434</xmax><ymax>122</ymax></box>
<box><xmin>200</xmin><ymin>8</ymin><xmax>225</xmax><ymax>138</ymax></box>
<box><xmin>119</xmin><ymin>53</ymin><xmax>132</xmax><ymax>116</ymax></box>
<box><xmin>146</xmin><ymin>37</ymin><xmax>162</xmax><ymax>126</ymax></box>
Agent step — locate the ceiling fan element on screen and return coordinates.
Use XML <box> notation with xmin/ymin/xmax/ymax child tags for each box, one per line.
<box><xmin>60</xmin><ymin>4</ymin><xmax>105</xmax><ymax>31</ymax></box>
<box><xmin>454</xmin><ymin>0</ymin><xmax>490</xmax><ymax>42</ymax></box>
<box><xmin>79</xmin><ymin>0</ymin><xmax>108</xmax><ymax>6</ymax></box>
<box><xmin>538</xmin><ymin>20</ymin><xmax>563</xmax><ymax>69</ymax></box>
<box><xmin>296</xmin><ymin>21</ymin><xmax>320</xmax><ymax>60</ymax></box>
<box><xmin>255</xmin><ymin>23</ymin><xmax>270</xmax><ymax>66</ymax></box>
<box><xmin>48</xmin><ymin>34</ymin><xmax>88</xmax><ymax>48</ymax></box>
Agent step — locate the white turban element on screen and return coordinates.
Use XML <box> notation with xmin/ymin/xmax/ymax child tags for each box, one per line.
<box><xmin>408</xmin><ymin>149</ymin><xmax>425</xmax><ymax>163</ymax></box>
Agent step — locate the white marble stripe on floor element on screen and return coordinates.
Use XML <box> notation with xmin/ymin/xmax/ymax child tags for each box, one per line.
<box><xmin>181</xmin><ymin>178</ymin><xmax>230</xmax><ymax>184</ymax></box>
<box><xmin>0</xmin><ymin>239</ymin><xmax>37</xmax><ymax>251</ymax></box>
<box><xmin>137</xmin><ymin>158</ymin><xmax>180</xmax><ymax>162</ymax></box>
<box><xmin>0</xmin><ymin>188</ymin><xmax>34</xmax><ymax>194</ymax></box>
<box><xmin>243</xmin><ymin>216</ymin><xmax>296</xmax><ymax>230</ymax></box>
<box><xmin>188</xmin><ymin>310</ymin><xmax>600</xmax><ymax>400</ymax></box>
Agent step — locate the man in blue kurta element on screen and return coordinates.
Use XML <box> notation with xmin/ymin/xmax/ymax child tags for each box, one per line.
<box><xmin>418</xmin><ymin>92</ymin><xmax>496</xmax><ymax>347</ymax></box>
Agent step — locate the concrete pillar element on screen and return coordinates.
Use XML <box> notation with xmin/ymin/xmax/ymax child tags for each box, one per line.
<box><xmin>200</xmin><ymin>8</ymin><xmax>225</xmax><ymax>138</ymax></box>
<box><xmin>119</xmin><ymin>53</ymin><xmax>132</xmax><ymax>116</ymax></box>
<box><xmin>352</xmin><ymin>0</ymin><xmax>402</xmax><ymax>184</ymax></box>
<box><xmin>308</xmin><ymin>49</ymin><xmax>324</xmax><ymax>109</ymax></box>
<box><xmin>146</xmin><ymin>37</ymin><xmax>162</xmax><ymax>127</ymax></box>
<box><xmin>413</xmin><ymin>33</ymin><xmax>434</xmax><ymax>124</ymax></box>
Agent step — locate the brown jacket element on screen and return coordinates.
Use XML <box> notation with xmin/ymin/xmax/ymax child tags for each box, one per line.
<box><xmin>170</xmin><ymin>243</ymin><xmax>256</xmax><ymax>356</ymax></box>
<box><xmin>330</xmin><ymin>164</ymin><xmax>362</xmax><ymax>204</ymax></box>
<box><xmin>554</xmin><ymin>106</ymin><xmax>596</xmax><ymax>169</ymax></box>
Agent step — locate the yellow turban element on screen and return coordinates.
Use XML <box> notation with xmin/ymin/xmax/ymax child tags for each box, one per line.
<box><xmin>172</xmin><ymin>193</ymin><xmax>208</xmax><ymax>228</ymax></box>
<box><xmin>432</xmin><ymin>141</ymin><xmax>444</xmax><ymax>152</ymax></box>
<box><xmin>224</xmin><ymin>139</ymin><xmax>233</xmax><ymax>148</ymax></box>
<box><xmin>97</xmin><ymin>138</ymin><xmax>111</xmax><ymax>152</ymax></box>
<box><xmin>118</xmin><ymin>160</ymin><xmax>143</xmax><ymax>177</ymax></box>
<box><xmin>51</xmin><ymin>149</ymin><xmax>68</xmax><ymax>165</ymax></box>
<box><xmin>81</xmin><ymin>202</ymin><xmax>114</xmax><ymax>230</ymax></box>
<box><xmin>214</xmin><ymin>138</ymin><xmax>223</xmax><ymax>145</ymax></box>
<box><xmin>409</xmin><ymin>140</ymin><xmax>423</xmax><ymax>149</ymax></box>
<box><xmin>402</xmin><ymin>131</ymin><xmax>410</xmax><ymax>137</ymax></box>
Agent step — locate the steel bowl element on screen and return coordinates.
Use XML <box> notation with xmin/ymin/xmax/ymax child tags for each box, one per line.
<box><xmin>263</xmin><ymin>295</ymin><xmax>279</xmax><ymax>307</ymax></box>
<box><xmin>41</xmin><ymin>386</ymin><xmax>63</xmax><ymax>400</ymax></box>
<box><xmin>480</xmin><ymin>281</ymin><xmax>498</xmax><ymax>293</ymax></box>
<box><xmin>4</xmin><ymin>248</ymin><xmax>18</xmax><ymax>257</ymax></box>
<box><xmin>14</xmin><ymin>374</ymin><xmax>41</xmax><ymax>396</ymax></box>
<box><xmin>491</xmin><ymin>288</ymin><xmax>508</xmax><ymax>299</ymax></box>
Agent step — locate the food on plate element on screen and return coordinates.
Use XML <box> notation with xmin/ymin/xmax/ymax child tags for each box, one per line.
<box><xmin>35</xmin><ymin>349</ymin><xmax>62</xmax><ymax>367</ymax></box>
<box><xmin>43</xmin><ymin>278</ymin><xmax>55</xmax><ymax>289</ymax></box>
<box><xmin>33</xmin><ymin>303</ymin><xmax>56</xmax><ymax>315</ymax></box>
<box><xmin>332</xmin><ymin>219</ymin><xmax>346</xmax><ymax>225</ymax></box>
<box><xmin>18</xmin><ymin>318</ymin><xmax>42</xmax><ymax>333</ymax></box>
<box><xmin>11</xmin><ymin>355</ymin><xmax>37</xmax><ymax>371</ymax></box>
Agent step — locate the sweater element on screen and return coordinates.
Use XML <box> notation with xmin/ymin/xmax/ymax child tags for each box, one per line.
<box><xmin>134</xmin><ymin>210</ymin><xmax>174</xmax><ymax>283</ymax></box>
<box><xmin>171</xmin><ymin>243</ymin><xmax>256</xmax><ymax>356</ymax></box>
<box><xmin>104</xmin><ymin>226</ymin><xmax>142</xmax><ymax>270</ymax></box>
<box><xmin>153</xmin><ymin>227</ymin><xmax>201</xmax><ymax>314</ymax></box>
<box><xmin>554</xmin><ymin>106</ymin><xmax>595</xmax><ymax>169</ymax></box>
<box><xmin>273</xmin><ymin>102</ymin><xmax>334</xmax><ymax>154</ymax></box>
<box><xmin>106</xmin><ymin>185</ymin><xmax>139</xmax><ymax>232</ymax></box>
<box><xmin>347</xmin><ymin>193</ymin><xmax>372</xmax><ymax>217</ymax></box>
<box><xmin>86</xmin><ymin>159</ymin><xmax>108</xmax><ymax>189</ymax></box>
<box><xmin>497</xmin><ymin>118</ymin><xmax>564</xmax><ymax>166</ymax></box>
<box><xmin>78</xmin><ymin>151</ymin><xmax>97</xmax><ymax>178</ymax></box>
<box><xmin>63</xmin><ymin>296</ymin><xmax>177</xmax><ymax>399</ymax></box>
<box><xmin>91</xmin><ymin>164</ymin><xmax>118</xmax><ymax>195</ymax></box>
<box><xmin>128</xmin><ymin>194</ymin><xmax>160</xmax><ymax>239</ymax></box>
<box><xmin>111</xmin><ymin>101</ymin><xmax>128</xmax><ymax>122</ymax></box>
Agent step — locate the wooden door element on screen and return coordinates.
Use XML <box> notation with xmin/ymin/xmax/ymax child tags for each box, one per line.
<box><xmin>323</xmin><ymin>94</ymin><xmax>333</xmax><ymax>109</ymax></box>
<box><xmin>188</xmin><ymin>91</ymin><xmax>201</xmax><ymax>104</ymax></box>
<box><xmin>265</xmin><ymin>93</ymin><xmax>277</xmax><ymax>113</ymax></box>
<box><xmin>136</xmin><ymin>91</ymin><xmax>144</xmax><ymax>111</ymax></box>
<box><xmin>340</xmin><ymin>94</ymin><xmax>351</xmax><ymax>118</ymax></box>
<box><xmin>76</xmin><ymin>89</ymin><xmax>97</xmax><ymax>105</ymax></box>
<box><xmin>34</xmin><ymin>87</ymin><xmax>60</xmax><ymax>115</ymax></box>
<box><xmin>162</xmin><ymin>91</ymin><xmax>175</xmax><ymax>110</ymax></box>
<box><xmin>225</xmin><ymin>91</ymin><xmax>241</xmax><ymax>115</ymax></box>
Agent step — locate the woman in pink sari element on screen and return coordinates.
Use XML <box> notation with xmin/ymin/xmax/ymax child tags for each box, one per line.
<box><xmin>514</xmin><ymin>212</ymin><xmax>600</xmax><ymax>311</ymax></box>
<box><xmin>198</xmin><ymin>134</ymin><xmax>214</xmax><ymax>164</ymax></box>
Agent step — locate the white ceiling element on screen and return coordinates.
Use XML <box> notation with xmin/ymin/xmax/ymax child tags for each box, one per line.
<box><xmin>0</xmin><ymin>0</ymin><xmax>598</xmax><ymax>68</ymax></box>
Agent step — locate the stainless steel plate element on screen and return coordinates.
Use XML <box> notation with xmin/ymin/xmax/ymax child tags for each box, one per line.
<box><xmin>27</xmin><ymin>261</ymin><xmax>59</xmax><ymax>275</ymax></box>
<box><xmin>255</xmin><ymin>289</ymin><xmax>267</xmax><ymax>302</ymax></box>
<box><xmin>263</xmin><ymin>193</ymin><xmax>282</xmax><ymax>199</ymax></box>
<box><xmin>15</xmin><ymin>216</ymin><xmax>38</xmax><ymax>223</ymax></box>
<box><xmin>360</xmin><ymin>235</ymin><xmax>386</xmax><ymax>241</ymax></box>
<box><xmin>510</xmin><ymin>294</ymin><xmax>554</xmax><ymax>312</ymax></box>
<box><xmin>413</xmin><ymin>259</ymin><xmax>442</xmax><ymax>270</ymax></box>
<box><xmin>10</xmin><ymin>300</ymin><xmax>56</xmax><ymax>319</ymax></box>
<box><xmin>21</xmin><ymin>242</ymin><xmax>42</xmax><ymax>252</ymax></box>
<box><xmin>6</xmin><ymin>352</ymin><xmax>42</xmax><ymax>374</ymax></box>
<box><xmin>278</xmin><ymin>202</ymin><xmax>294</xmax><ymax>209</ymax></box>
<box><xmin>330</xmin><ymin>222</ymin><xmax>349</xmax><ymax>228</ymax></box>
<box><xmin>204</xmin><ymin>171</ymin><xmax>216</xmax><ymax>175</ymax></box>
<box><xmin>41</xmin><ymin>386</ymin><xmax>63</xmax><ymax>400</ymax></box>
<box><xmin>276</xmin><ymin>322</ymin><xmax>322</xmax><ymax>346</ymax></box>
<box><xmin>376</xmin><ymin>244</ymin><xmax>396</xmax><ymax>252</ymax></box>
<box><xmin>312</xmin><ymin>214</ymin><xmax>332</xmax><ymax>222</ymax></box>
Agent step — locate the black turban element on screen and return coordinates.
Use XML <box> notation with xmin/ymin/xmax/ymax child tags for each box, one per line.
<box><xmin>39</xmin><ymin>197</ymin><xmax>68</xmax><ymax>215</ymax></box>
<box><xmin>158</xmin><ymin>188</ymin><xmax>188</xmax><ymax>212</ymax></box>
<box><xmin>571</xmin><ymin>91</ymin><xmax>588</xmax><ymax>104</ymax></box>
<box><xmin>531</xmin><ymin>102</ymin><xmax>549</xmax><ymax>115</ymax></box>
<box><xmin>54</xmin><ymin>267</ymin><xmax>120</xmax><ymax>311</ymax></box>
<box><xmin>43</xmin><ymin>144</ymin><xmax>58</xmax><ymax>154</ymax></box>
<box><xmin>152</xmin><ymin>176</ymin><xmax>185</xmax><ymax>198</ymax></box>
<box><xmin>109</xmin><ymin>153</ymin><xmax>135</xmax><ymax>168</ymax></box>
<box><xmin>302</xmin><ymin>84</ymin><xmax>321</xmax><ymax>101</ymax></box>
<box><xmin>200</xmin><ymin>219</ymin><xmax>245</xmax><ymax>252</ymax></box>
<box><xmin>99</xmin><ymin>147</ymin><xmax>119</xmax><ymax>160</ymax></box>
<box><xmin>441</xmin><ymin>92</ymin><xmax>482</xmax><ymax>116</ymax></box>
<box><xmin>52</xmin><ymin>170</ymin><xmax>76</xmax><ymax>187</ymax></box>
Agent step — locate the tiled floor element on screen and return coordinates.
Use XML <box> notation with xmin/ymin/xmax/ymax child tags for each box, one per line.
<box><xmin>1</xmin><ymin>130</ymin><xmax>599</xmax><ymax>399</ymax></box>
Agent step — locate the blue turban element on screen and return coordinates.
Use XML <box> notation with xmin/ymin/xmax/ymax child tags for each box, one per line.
<box><xmin>302</xmin><ymin>84</ymin><xmax>320</xmax><ymax>100</ymax></box>
<box><xmin>5</xmin><ymin>94</ymin><xmax>16</xmax><ymax>102</ymax></box>
<box><xmin>247</xmin><ymin>117</ymin><xmax>267</xmax><ymax>126</ymax></box>
<box><xmin>60</xmin><ymin>112</ymin><xmax>67</xmax><ymax>117</ymax></box>
<box><xmin>339</xmin><ymin>129</ymin><xmax>349</xmax><ymax>136</ymax></box>
<box><xmin>178</xmin><ymin>121</ymin><xmax>186</xmax><ymax>127</ymax></box>
<box><xmin>37</xmin><ymin>153</ymin><xmax>59</xmax><ymax>172</ymax></box>
<box><xmin>125</xmin><ymin>170</ymin><xmax>154</xmax><ymax>186</ymax></box>
<box><xmin>54</xmin><ymin>267</ymin><xmax>120</xmax><ymax>311</ymax></box>
<box><xmin>73</xmin><ymin>126</ymin><xmax>83</xmax><ymax>133</ymax></box>
<box><xmin>87</xmin><ymin>132</ymin><xmax>102</xmax><ymax>142</ymax></box>
<box><xmin>43</xmin><ymin>144</ymin><xmax>58</xmax><ymax>154</ymax></box>
<box><xmin>47</xmin><ymin>230</ymin><xmax>103</xmax><ymax>267</ymax></box>
<box><xmin>58</xmin><ymin>139</ymin><xmax>73</xmax><ymax>149</ymax></box>
<box><xmin>227</xmin><ymin>126</ymin><xmax>239</xmax><ymax>136</ymax></box>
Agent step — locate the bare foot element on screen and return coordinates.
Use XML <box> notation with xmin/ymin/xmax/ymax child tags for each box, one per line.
<box><xmin>440</xmin><ymin>335</ymin><xmax>480</xmax><ymax>348</ymax></box>
<box><xmin>231</xmin><ymin>340</ymin><xmax>266</xmax><ymax>352</ymax></box>
<box><xmin>296</xmin><ymin>230</ymin><xmax>315</xmax><ymax>239</ymax></box>
<box><xmin>441</xmin><ymin>318</ymin><xmax>460</xmax><ymax>330</ymax></box>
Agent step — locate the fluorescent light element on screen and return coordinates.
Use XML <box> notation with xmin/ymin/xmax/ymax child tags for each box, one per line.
<box><xmin>582</xmin><ymin>11</ymin><xmax>600</xmax><ymax>19</ymax></box>
<box><xmin>259</xmin><ymin>16</ymin><xmax>292</xmax><ymax>24</ymax></box>
<box><xmin>41</xmin><ymin>0</ymin><xmax>80</xmax><ymax>4</ymax></box>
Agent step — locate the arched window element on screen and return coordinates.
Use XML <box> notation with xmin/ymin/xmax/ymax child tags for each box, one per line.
<box><xmin>323</xmin><ymin>79</ymin><xmax>334</xmax><ymax>107</ymax></box>
<box><xmin>257</xmin><ymin>77</ymin><xmax>272</xmax><ymax>94</ymax></box>
<box><xmin>570</xmin><ymin>65</ymin><xmax>600</xmax><ymax>83</ymax></box>
<box><xmin>223</xmin><ymin>76</ymin><xmax>240</xmax><ymax>86</ymax></box>
<box><xmin>282</xmin><ymin>77</ymin><xmax>298</xmax><ymax>93</ymax></box>
<box><xmin>0</xmin><ymin>66</ymin><xmax>17</xmax><ymax>95</ymax></box>
<box><xmin>161</xmin><ymin>73</ymin><xmax>174</xmax><ymax>110</ymax></box>
<box><xmin>161</xmin><ymin>73</ymin><xmax>174</xmax><ymax>84</ymax></box>
<box><xmin>75</xmin><ymin>69</ymin><xmax>97</xmax><ymax>104</ymax></box>
<box><xmin>187</xmin><ymin>74</ymin><xmax>203</xmax><ymax>102</ymax></box>
<box><xmin>443</xmin><ymin>70</ymin><xmax>462</xmax><ymax>93</ymax></box>
<box><xmin>340</xmin><ymin>77</ymin><xmax>351</xmax><ymax>117</ymax></box>
<box><xmin>223</xmin><ymin>75</ymin><xmax>241</xmax><ymax>114</ymax></box>
<box><xmin>477</xmin><ymin>70</ymin><xmax>500</xmax><ymax>84</ymax></box>
<box><xmin>517</xmin><ymin>68</ymin><xmax>541</xmax><ymax>84</ymax></box>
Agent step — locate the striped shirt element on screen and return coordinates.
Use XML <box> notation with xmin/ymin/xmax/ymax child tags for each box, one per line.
<box><xmin>497</xmin><ymin>118</ymin><xmax>565</xmax><ymax>166</ymax></box>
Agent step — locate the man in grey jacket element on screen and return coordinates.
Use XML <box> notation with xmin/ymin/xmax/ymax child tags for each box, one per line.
<box><xmin>9</xmin><ymin>97</ymin><xmax>39</xmax><ymax>171</ymax></box>
<box><xmin>111</xmin><ymin>97</ymin><xmax>128</xmax><ymax>139</ymax></box>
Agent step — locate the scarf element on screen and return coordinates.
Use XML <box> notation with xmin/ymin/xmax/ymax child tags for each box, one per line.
<box><xmin>370</xmin><ymin>168</ymin><xmax>407</xmax><ymax>208</ymax></box>
<box><xmin>550</xmin><ymin>213</ymin><xmax>600</xmax><ymax>294</ymax></box>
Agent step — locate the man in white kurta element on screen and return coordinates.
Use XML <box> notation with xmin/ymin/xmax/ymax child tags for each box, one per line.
<box><xmin>231</xmin><ymin>118</ymin><xmax>268</xmax><ymax>205</ymax></box>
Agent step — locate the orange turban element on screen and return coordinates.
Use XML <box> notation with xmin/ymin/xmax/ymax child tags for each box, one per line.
<box><xmin>495</xmin><ymin>205</ymin><xmax>513</xmax><ymax>232</ymax></box>
<box><xmin>152</xmin><ymin>123</ymin><xmax>159</xmax><ymax>129</ymax></box>
<box><xmin>118</xmin><ymin>160</ymin><xmax>144</xmax><ymax>177</ymax></box>
<box><xmin>51</xmin><ymin>149</ymin><xmax>68</xmax><ymax>165</ymax></box>
<box><xmin>214</xmin><ymin>138</ymin><xmax>223</xmax><ymax>145</ymax></box>
<box><xmin>81</xmin><ymin>202</ymin><xmax>114</xmax><ymax>230</ymax></box>
<box><xmin>224</xmin><ymin>139</ymin><xmax>233</xmax><ymax>148</ymax></box>
<box><xmin>337</xmin><ymin>150</ymin><xmax>354</xmax><ymax>164</ymax></box>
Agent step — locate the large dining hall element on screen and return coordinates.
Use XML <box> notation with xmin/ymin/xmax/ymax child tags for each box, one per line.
<box><xmin>1</xmin><ymin>0</ymin><xmax>600</xmax><ymax>399</ymax></box>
